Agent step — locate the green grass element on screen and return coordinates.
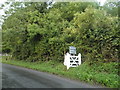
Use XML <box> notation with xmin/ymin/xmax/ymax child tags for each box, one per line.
<box><xmin>1</xmin><ymin>56</ymin><xmax>119</xmax><ymax>88</ymax></box>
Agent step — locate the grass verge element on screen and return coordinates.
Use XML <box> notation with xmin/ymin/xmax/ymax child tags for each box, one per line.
<box><xmin>1</xmin><ymin>56</ymin><xmax>119</xmax><ymax>88</ymax></box>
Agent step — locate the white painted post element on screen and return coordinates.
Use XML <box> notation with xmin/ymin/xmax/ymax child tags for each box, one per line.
<box><xmin>78</xmin><ymin>53</ymin><xmax>81</xmax><ymax>65</ymax></box>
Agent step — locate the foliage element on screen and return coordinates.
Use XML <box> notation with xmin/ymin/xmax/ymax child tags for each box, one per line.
<box><xmin>2</xmin><ymin>2</ymin><xmax>119</xmax><ymax>63</ymax></box>
<box><xmin>102</xmin><ymin>1</ymin><xmax>119</xmax><ymax>16</ymax></box>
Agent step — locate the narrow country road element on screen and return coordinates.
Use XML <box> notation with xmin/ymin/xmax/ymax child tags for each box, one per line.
<box><xmin>2</xmin><ymin>63</ymin><xmax>103</xmax><ymax>88</ymax></box>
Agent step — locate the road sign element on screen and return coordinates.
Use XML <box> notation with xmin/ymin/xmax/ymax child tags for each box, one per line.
<box><xmin>69</xmin><ymin>46</ymin><xmax>76</xmax><ymax>55</ymax></box>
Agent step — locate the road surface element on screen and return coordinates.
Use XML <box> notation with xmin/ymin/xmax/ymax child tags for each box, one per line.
<box><xmin>2</xmin><ymin>63</ymin><xmax>104</xmax><ymax>88</ymax></box>
<box><xmin>0</xmin><ymin>63</ymin><xmax>2</xmax><ymax>89</ymax></box>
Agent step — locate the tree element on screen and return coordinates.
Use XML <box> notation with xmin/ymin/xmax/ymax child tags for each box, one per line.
<box><xmin>103</xmin><ymin>1</ymin><xmax>119</xmax><ymax>16</ymax></box>
<box><xmin>2</xmin><ymin>2</ymin><xmax>119</xmax><ymax>63</ymax></box>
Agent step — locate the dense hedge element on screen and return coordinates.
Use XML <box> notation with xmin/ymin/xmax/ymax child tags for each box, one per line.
<box><xmin>2</xmin><ymin>2</ymin><xmax>119</xmax><ymax>63</ymax></box>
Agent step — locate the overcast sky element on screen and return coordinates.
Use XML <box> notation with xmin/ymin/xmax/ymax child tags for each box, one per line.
<box><xmin>0</xmin><ymin>0</ymin><xmax>9</xmax><ymax>16</ymax></box>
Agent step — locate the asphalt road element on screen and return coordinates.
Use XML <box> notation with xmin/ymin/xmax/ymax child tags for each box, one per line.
<box><xmin>0</xmin><ymin>63</ymin><xmax>2</xmax><ymax>89</ymax></box>
<box><xmin>2</xmin><ymin>63</ymin><xmax>104</xmax><ymax>88</ymax></box>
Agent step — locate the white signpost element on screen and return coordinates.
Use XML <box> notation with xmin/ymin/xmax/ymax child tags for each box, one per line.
<box><xmin>64</xmin><ymin>46</ymin><xmax>81</xmax><ymax>70</ymax></box>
